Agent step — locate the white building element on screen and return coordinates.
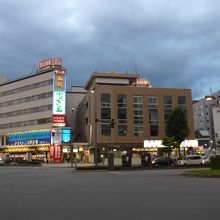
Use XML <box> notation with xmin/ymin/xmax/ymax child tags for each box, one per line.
<box><xmin>193</xmin><ymin>91</ymin><xmax>220</xmax><ymax>147</ymax></box>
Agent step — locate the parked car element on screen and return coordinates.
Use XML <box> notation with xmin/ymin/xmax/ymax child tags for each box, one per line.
<box><xmin>0</xmin><ymin>158</ymin><xmax>4</xmax><ymax>166</ymax></box>
<box><xmin>178</xmin><ymin>155</ymin><xmax>203</xmax><ymax>166</ymax></box>
<box><xmin>201</xmin><ymin>154</ymin><xmax>211</xmax><ymax>164</ymax></box>
<box><xmin>202</xmin><ymin>154</ymin><xmax>220</xmax><ymax>164</ymax></box>
<box><xmin>152</xmin><ymin>157</ymin><xmax>176</xmax><ymax>166</ymax></box>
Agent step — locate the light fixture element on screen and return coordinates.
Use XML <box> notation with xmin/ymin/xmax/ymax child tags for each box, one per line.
<box><xmin>205</xmin><ymin>95</ymin><xmax>215</xmax><ymax>101</ymax></box>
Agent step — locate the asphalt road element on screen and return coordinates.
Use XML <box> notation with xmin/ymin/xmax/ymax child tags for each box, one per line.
<box><xmin>0</xmin><ymin>167</ymin><xmax>219</xmax><ymax>220</ymax></box>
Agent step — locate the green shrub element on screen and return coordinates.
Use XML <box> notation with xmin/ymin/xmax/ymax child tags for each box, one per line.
<box><xmin>210</xmin><ymin>156</ymin><xmax>220</xmax><ymax>169</ymax></box>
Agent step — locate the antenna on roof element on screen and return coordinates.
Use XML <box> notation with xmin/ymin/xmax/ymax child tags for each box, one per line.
<box><xmin>135</xmin><ymin>65</ymin><xmax>138</xmax><ymax>74</ymax></box>
<box><xmin>210</xmin><ymin>86</ymin><xmax>213</xmax><ymax>95</ymax></box>
<box><xmin>125</xmin><ymin>65</ymin><xmax>128</xmax><ymax>74</ymax></box>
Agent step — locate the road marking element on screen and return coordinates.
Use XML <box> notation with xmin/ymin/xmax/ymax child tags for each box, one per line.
<box><xmin>109</xmin><ymin>171</ymin><xmax>123</xmax><ymax>175</ymax></box>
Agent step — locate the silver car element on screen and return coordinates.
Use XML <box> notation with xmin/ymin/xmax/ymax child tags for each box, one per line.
<box><xmin>178</xmin><ymin>155</ymin><xmax>203</xmax><ymax>166</ymax></box>
<box><xmin>0</xmin><ymin>158</ymin><xmax>4</xmax><ymax>166</ymax></box>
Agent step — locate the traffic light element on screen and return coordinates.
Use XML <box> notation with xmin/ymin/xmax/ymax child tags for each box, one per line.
<box><xmin>111</xmin><ymin>119</ymin><xmax>115</xmax><ymax>128</ymax></box>
<box><xmin>51</xmin><ymin>129</ymin><xmax>55</xmax><ymax>137</ymax></box>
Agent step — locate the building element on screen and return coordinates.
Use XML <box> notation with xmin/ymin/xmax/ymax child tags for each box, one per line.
<box><xmin>193</xmin><ymin>91</ymin><xmax>220</xmax><ymax>148</ymax></box>
<box><xmin>76</xmin><ymin>72</ymin><xmax>195</xmax><ymax>162</ymax></box>
<box><xmin>0</xmin><ymin>58</ymin><xmax>71</xmax><ymax>163</ymax></box>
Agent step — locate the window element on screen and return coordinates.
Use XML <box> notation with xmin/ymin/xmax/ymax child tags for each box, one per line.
<box><xmin>163</xmin><ymin>96</ymin><xmax>172</xmax><ymax>124</ymax></box>
<box><xmin>148</xmin><ymin>96</ymin><xmax>158</xmax><ymax>136</ymax></box>
<box><xmin>101</xmin><ymin>94</ymin><xmax>111</xmax><ymax>136</ymax></box>
<box><xmin>0</xmin><ymin>105</ymin><xmax>52</xmax><ymax>118</ymax></box>
<box><xmin>0</xmin><ymin>118</ymin><xmax>52</xmax><ymax>130</ymax></box>
<box><xmin>133</xmin><ymin>96</ymin><xmax>143</xmax><ymax>136</ymax></box>
<box><xmin>117</xmin><ymin>95</ymin><xmax>127</xmax><ymax>136</ymax></box>
<box><xmin>178</xmin><ymin>96</ymin><xmax>187</xmax><ymax>112</ymax></box>
<box><xmin>0</xmin><ymin>79</ymin><xmax>53</xmax><ymax>97</ymax></box>
<box><xmin>0</xmin><ymin>92</ymin><xmax>52</xmax><ymax>109</ymax></box>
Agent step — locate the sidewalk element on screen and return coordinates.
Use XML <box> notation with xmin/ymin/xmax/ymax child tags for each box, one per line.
<box><xmin>42</xmin><ymin>162</ymin><xmax>94</xmax><ymax>168</ymax></box>
<box><xmin>42</xmin><ymin>158</ymin><xmax>142</xmax><ymax>168</ymax></box>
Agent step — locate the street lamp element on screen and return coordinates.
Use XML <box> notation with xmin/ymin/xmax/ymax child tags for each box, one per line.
<box><xmin>91</xmin><ymin>88</ymin><xmax>98</xmax><ymax>166</ymax></box>
<box><xmin>70</xmin><ymin>107</ymin><xmax>77</xmax><ymax>168</ymax></box>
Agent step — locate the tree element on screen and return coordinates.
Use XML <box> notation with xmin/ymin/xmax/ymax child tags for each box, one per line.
<box><xmin>165</xmin><ymin>107</ymin><xmax>190</xmax><ymax>158</ymax></box>
<box><xmin>161</xmin><ymin>136</ymin><xmax>179</xmax><ymax>157</ymax></box>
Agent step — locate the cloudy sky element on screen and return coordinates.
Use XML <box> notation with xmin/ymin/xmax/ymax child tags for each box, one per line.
<box><xmin>0</xmin><ymin>0</ymin><xmax>220</xmax><ymax>99</ymax></box>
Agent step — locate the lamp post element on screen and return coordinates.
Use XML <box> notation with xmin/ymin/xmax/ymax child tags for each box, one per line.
<box><xmin>70</xmin><ymin>107</ymin><xmax>77</xmax><ymax>168</ymax></box>
<box><xmin>91</xmin><ymin>89</ymin><xmax>98</xmax><ymax>166</ymax></box>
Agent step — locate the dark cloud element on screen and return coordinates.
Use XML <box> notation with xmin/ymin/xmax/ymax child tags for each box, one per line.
<box><xmin>1</xmin><ymin>0</ymin><xmax>220</xmax><ymax>99</ymax></box>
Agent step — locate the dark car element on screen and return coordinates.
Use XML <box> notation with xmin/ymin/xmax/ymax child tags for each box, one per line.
<box><xmin>152</xmin><ymin>157</ymin><xmax>176</xmax><ymax>166</ymax></box>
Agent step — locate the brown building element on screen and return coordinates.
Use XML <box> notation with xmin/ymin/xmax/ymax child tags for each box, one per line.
<box><xmin>76</xmin><ymin>72</ymin><xmax>195</xmax><ymax>160</ymax></box>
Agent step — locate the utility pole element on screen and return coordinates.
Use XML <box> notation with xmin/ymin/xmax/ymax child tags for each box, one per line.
<box><xmin>71</xmin><ymin>107</ymin><xmax>77</xmax><ymax>169</ymax></box>
<box><xmin>94</xmin><ymin>118</ymin><xmax>99</xmax><ymax>166</ymax></box>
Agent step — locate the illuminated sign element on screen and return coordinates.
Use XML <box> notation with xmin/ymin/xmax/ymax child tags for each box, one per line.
<box><xmin>53</xmin><ymin>115</ymin><xmax>66</xmax><ymax>124</ymax></box>
<box><xmin>9</xmin><ymin>131</ymin><xmax>51</xmax><ymax>146</ymax></box>
<box><xmin>52</xmin><ymin>68</ymin><xmax>66</xmax><ymax>126</ymax></box>
<box><xmin>136</xmin><ymin>78</ymin><xmax>151</xmax><ymax>87</ymax></box>
<box><xmin>50</xmin><ymin>145</ymin><xmax>62</xmax><ymax>163</ymax></box>
<box><xmin>36</xmin><ymin>58</ymin><xmax>62</xmax><ymax>73</ymax></box>
<box><xmin>144</xmin><ymin>139</ymin><xmax>199</xmax><ymax>148</ymax></box>
<box><xmin>52</xmin><ymin>127</ymin><xmax>62</xmax><ymax>145</ymax></box>
<box><xmin>62</xmin><ymin>129</ymin><xmax>71</xmax><ymax>143</ymax></box>
<box><xmin>53</xmin><ymin>91</ymin><xmax>66</xmax><ymax>114</ymax></box>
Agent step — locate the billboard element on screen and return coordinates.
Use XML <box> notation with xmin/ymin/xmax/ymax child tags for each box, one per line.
<box><xmin>52</xmin><ymin>68</ymin><xmax>66</xmax><ymax>126</ymax></box>
<box><xmin>36</xmin><ymin>58</ymin><xmax>62</xmax><ymax>73</ymax></box>
<box><xmin>144</xmin><ymin>139</ymin><xmax>199</xmax><ymax>148</ymax></box>
<box><xmin>9</xmin><ymin>131</ymin><xmax>51</xmax><ymax>146</ymax></box>
<box><xmin>62</xmin><ymin>129</ymin><xmax>71</xmax><ymax>143</ymax></box>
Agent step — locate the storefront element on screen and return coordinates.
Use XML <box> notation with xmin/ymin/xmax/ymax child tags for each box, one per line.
<box><xmin>62</xmin><ymin>143</ymin><xmax>90</xmax><ymax>163</ymax></box>
<box><xmin>143</xmin><ymin>139</ymin><xmax>199</xmax><ymax>157</ymax></box>
<box><xmin>3</xmin><ymin>129</ymin><xmax>51</xmax><ymax>162</ymax></box>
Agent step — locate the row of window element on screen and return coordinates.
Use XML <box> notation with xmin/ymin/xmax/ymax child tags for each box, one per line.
<box><xmin>0</xmin><ymin>105</ymin><xmax>52</xmax><ymax>118</ymax></box>
<box><xmin>0</xmin><ymin>92</ymin><xmax>52</xmax><ymax>108</ymax></box>
<box><xmin>0</xmin><ymin>118</ymin><xmax>52</xmax><ymax>130</ymax></box>
<box><xmin>0</xmin><ymin>79</ymin><xmax>53</xmax><ymax>97</ymax></box>
<box><xmin>99</xmin><ymin>94</ymin><xmax>187</xmax><ymax>137</ymax></box>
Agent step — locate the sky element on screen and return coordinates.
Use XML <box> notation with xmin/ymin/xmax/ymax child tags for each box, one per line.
<box><xmin>0</xmin><ymin>0</ymin><xmax>220</xmax><ymax>99</ymax></box>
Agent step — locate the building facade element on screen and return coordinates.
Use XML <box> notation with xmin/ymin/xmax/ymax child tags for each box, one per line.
<box><xmin>0</xmin><ymin>58</ymin><xmax>71</xmax><ymax>163</ymax></box>
<box><xmin>193</xmin><ymin>91</ymin><xmax>220</xmax><ymax>148</ymax></box>
<box><xmin>76</xmin><ymin>72</ymin><xmax>195</xmax><ymax>161</ymax></box>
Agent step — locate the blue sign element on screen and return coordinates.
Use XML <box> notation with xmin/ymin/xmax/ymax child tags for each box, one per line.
<box><xmin>62</xmin><ymin>129</ymin><xmax>71</xmax><ymax>143</ymax></box>
<box><xmin>9</xmin><ymin>131</ymin><xmax>51</xmax><ymax>146</ymax></box>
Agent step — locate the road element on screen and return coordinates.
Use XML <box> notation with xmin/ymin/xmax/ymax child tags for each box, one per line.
<box><xmin>0</xmin><ymin>166</ymin><xmax>219</xmax><ymax>220</ymax></box>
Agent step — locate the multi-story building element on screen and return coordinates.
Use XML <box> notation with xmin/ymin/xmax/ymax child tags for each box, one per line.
<box><xmin>193</xmin><ymin>91</ymin><xmax>220</xmax><ymax>148</ymax></box>
<box><xmin>0</xmin><ymin>58</ymin><xmax>73</xmax><ymax>163</ymax></box>
<box><xmin>76</xmin><ymin>72</ymin><xmax>195</xmax><ymax>161</ymax></box>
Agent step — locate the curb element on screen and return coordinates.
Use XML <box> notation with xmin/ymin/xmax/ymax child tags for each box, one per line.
<box><xmin>182</xmin><ymin>172</ymin><xmax>220</xmax><ymax>178</ymax></box>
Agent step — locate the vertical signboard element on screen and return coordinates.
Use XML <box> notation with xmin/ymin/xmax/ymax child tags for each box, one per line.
<box><xmin>49</xmin><ymin>145</ymin><xmax>62</xmax><ymax>163</ymax></box>
<box><xmin>52</xmin><ymin>69</ymin><xmax>66</xmax><ymax>126</ymax></box>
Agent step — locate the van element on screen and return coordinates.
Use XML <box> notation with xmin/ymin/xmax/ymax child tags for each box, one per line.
<box><xmin>178</xmin><ymin>155</ymin><xmax>203</xmax><ymax>165</ymax></box>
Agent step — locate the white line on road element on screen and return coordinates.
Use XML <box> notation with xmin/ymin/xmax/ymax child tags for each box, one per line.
<box><xmin>109</xmin><ymin>171</ymin><xmax>123</xmax><ymax>175</ymax></box>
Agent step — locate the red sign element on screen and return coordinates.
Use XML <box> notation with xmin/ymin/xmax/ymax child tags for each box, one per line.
<box><xmin>49</xmin><ymin>145</ymin><xmax>62</xmax><ymax>163</ymax></box>
<box><xmin>52</xmin><ymin>114</ymin><xmax>65</xmax><ymax>124</ymax></box>
<box><xmin>36</xmin><ymin>58</ymin><xmax>62</xmax><ymax>73</ymax></box>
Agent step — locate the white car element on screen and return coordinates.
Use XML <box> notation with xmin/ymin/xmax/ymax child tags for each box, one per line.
<box><xmin>0</xmin><ymin>158</ymin><xmax>4</xmax><ymax>166</ymax></box>
<box><xmin>178</xmin><ymin>155</ymin><xmax>203</xmax><ymax>166</ymax></box>
<box><xmin>202</xmin><ymin>154</ymin><xmax>220</xmax><ymax>164</ymax></box>
<box><xmin>201</xmin><ymin>154</ymin><xmax>211</xmax><ymax>164</ymax></box>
